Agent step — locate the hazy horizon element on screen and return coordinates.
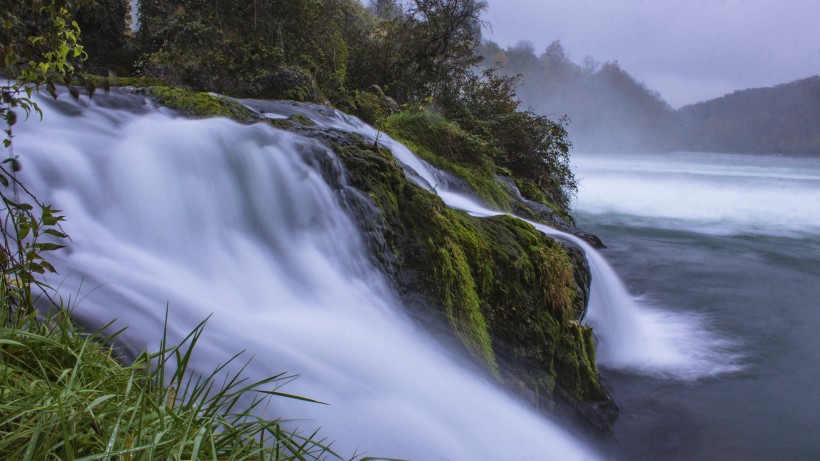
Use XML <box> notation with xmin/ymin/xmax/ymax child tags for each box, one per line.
<box><xmin>482</xmin><ymin>0</ymin><xmax>820</xmax><ymax>108</ymax></box>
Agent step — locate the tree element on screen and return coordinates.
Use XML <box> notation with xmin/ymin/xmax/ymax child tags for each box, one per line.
<box><xmin>369</xmin><ymin>0</ymin><xmax>402</xmax><ymax>19</ymax></box>
<box><xmin>439</xmin><ymin>69</ymin><xmax>577</xmax><ymax>209</ymax></box>
<box><xmin>405</xmin><ymin>0</ymin><xmax>487</xmax><ymax>95</ymax></box>
<box><xmin>75</xmin><ymin>0</ymin><xmax>132</xmax><ymax>74</ymax></box>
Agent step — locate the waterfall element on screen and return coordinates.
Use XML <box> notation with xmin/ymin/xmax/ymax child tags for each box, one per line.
<box><xmin>385</xmin><ymin>140</ymin><xmax>741</xmax><ymax>380</ymax></box>
<box><xmin>14</xmin><ymin>90</ymin><xmax>602</xmax><ymax>460</ymax></box>
<box><xmin>250</xmin><ymin>100</ymin><xmax>742</xmax><ymax>381</ymax></box>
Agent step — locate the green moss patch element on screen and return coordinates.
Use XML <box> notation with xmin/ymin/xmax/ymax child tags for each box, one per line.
<box><xmin>384</xmin><ymin>111</ymin><xmax>512</xmax><ymax>211</ymax></box>
<box><xmin>141</xmin><ymin>86</ymin><xmax>258</xmax><ymax>123</ymax></box>
<box><xmin>330</xmin><ymin>136</ymin><xmax>609</xmax><ymax>413</ymax></box>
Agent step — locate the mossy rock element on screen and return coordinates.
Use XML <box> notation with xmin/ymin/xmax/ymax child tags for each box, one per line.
<box><xmin>254</xmin><ymin>66</ymin><xmax>322</xmax><ymax>103</ymax></box>
<box><xmin>137</xmin><ymin>86</ymin><xmax>258</xmax><ymax>123</ymax></box>
<box><xmin>347</xmin><ymin>85</ymin><xmax>400</xmax><ymax>125</ymax></box>
<box><xmin>327</xmin><ymin>135</ymin><xmax>617</xmax><ymax>431</ymax></box>
<box><xmin>384</xmin><ymin>111</ymin><xmax>513</xmax><ymax>211</ymax></box>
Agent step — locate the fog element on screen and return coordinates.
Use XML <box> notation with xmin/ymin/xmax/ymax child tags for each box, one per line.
<box><xmin>483</xmin><ymin>0</ymin><xmax>820</xmax><ymax>108</ymax></box>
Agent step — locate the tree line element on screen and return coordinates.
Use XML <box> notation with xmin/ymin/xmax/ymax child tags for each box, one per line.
<box><xmin>481</xmin><ymin>40</ymin><xmax>820</xmax><ymax>155</ymax></box>
<box><xmin>3</xmin><ymin>0</ymin><xmax>580</xmax><ymax>212</ymax></box>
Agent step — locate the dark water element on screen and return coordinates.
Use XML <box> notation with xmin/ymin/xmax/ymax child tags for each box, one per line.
<box><xmin>573</xmin><ymin>152</ymin><xmax>820</xmax><ymax>460</ymax></box>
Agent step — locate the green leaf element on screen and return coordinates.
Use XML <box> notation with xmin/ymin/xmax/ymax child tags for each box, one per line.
<box><xmin>17</xmin><ymin>223</ymin><xmax>30</xmax><ymax>240</ymax></box>
<box><xmin>29</xmin><ymin>263</ymin><xmax>45</xmax><ymax>274</ymax></box>
<box><xmin>43</xmin><ymin>229</ymin><xmax>68</xmax><ymax>239</ymax></box>
<box><xmin>39</xmin><ymin>260</ymin><xmax>56</xmax><ymax>273</ymax></box>
<box><xmin>85</xmin><ymin>394</ymin><xmax>117</xmax><ymax>414</ymax></box>
<box><xmin>34</xmin><ymin>242</ymin><xmax>65</xmax><ymax>252</ymax></box>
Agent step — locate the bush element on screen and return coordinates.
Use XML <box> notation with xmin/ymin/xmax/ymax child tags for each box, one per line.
<box><xmin>439</xmin><ymin>70</ymin><xmax>577</xmax><ymax>210</ymax></box>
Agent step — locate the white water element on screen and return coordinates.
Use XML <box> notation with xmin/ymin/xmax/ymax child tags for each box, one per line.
<box><xmin>13</xmin><ymin>90</ymin><xmax>602</xmax><ymax>460</ymax></box>
<box><xmin>273</xmin><ymin>104</ymin><xmax>743</xmax><ymax>380</ymax></box>
<box><xmin>573</xmin><ymin>152</ymin><xmax>820</xmax><ymax>238</ymax></box>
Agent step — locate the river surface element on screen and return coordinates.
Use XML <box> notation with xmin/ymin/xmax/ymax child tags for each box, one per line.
<box><xmin>573</xmin><ymin>152</ymin><xmax>820</xmax><ymax>460</ymax></box>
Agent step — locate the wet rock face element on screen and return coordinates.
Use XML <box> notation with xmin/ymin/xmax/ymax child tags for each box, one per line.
<box><xmin>313</xmin><ymin>132</ymin><xmax>618</xmax><ymax>433</ymax></box>
<box><xmin>499</xmin><ymin>175</ymin><xmax>607</xmax><ymax>249</ymax></box>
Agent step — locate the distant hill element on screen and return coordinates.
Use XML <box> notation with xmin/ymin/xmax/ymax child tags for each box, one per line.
<box><xmin>676</xmin><ymin>76</ymin><xmax>820</xmax><ymax>155</ymax></box>
<box><xmin>481</xmin><ymin>40</ymin><xmax>820</xmax><ymax>155</ymax></box>
<box><xmin>478</xmin><ymin>40</ymin><xmax>675</xmax><ymax>153</ymax></box>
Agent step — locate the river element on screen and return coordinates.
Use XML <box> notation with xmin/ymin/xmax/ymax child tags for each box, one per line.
<box><xmin>573</xmin><ymin>151</ymin><xmax>820</xmax><ymax>460</ymax></box>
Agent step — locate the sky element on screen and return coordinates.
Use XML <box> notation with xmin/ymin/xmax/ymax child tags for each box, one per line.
<box><xmin>482</xmin><ymin>0</ymin><xmax>820</xmax><ymax>108</ymax></box>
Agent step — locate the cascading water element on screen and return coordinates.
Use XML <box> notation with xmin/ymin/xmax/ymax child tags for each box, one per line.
<box><xmin>14</xmin><ymin>89</ymin><xmax>602</xmax><ymax>460</ymax></box>
<box><xmin>250</xmin><ymin>100</ymin><xmax>742</xmax><ymax>381</ymax></box>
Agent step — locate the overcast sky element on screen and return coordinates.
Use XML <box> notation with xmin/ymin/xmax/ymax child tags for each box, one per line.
<box><xmin>482</xmin><ymin>0</ymin><xmax>820</xmax><ymax>108</ymax></box>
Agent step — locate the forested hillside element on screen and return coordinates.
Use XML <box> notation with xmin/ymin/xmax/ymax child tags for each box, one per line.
<box><xmin>482</xmin><ymin>40</ymin><xmax>820</xmax><ymax>155</ymax></box>
<box><xmin>479</xmin><ymin>40</ymin><xmax>675</xmax><ymax>152</ymax></box>
<box><xmin>676</xmin><ymin>76</ymin><xmax>820</xmax><ymax>155</ymax></box>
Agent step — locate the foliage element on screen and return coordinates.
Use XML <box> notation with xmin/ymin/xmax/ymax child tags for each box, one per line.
<box><xmin>350</xmin><ymin>0</ymin><xmax>487</xmax><ymax>101</ymax></box>
<box><xmin>0</xmin><ymin>309</ymin><xmax>345</xmax><ymax>460</ymax></box>
<box><xmin>1</xmin><ymin>0</ymin><xmax>89</xmax><ymax>326</ymax></box>
<box><xmin>437</xmin><ymin>69</ymin><xmax>577</xmax><ymax>210</ymax></box>
<box><xmin>1</xmin><ymin>0</ymin><xmax>89</xmax><ymax>84</ymax></box>
<box><xmin>74</xmin><ymin>0</ymin><xmax>134</xmax><ymax>75</ymax></box>
<box><xmin>1</xmin><ymin>0</ymin><xmax>86</xmax><ymax>142</ymax></box>
<box><xmin>0</xmin><ymin>185</ymin><xmax>67</xmax><ymax>326</ymax></box>
<box><xmin>136</xmin><ymin>0</ymin><xmax>367</xmax><ymax>100</ymax></box>
<box><xmin>134</xmin><ymin>0</ymin><xmax>486</xmax><ymax>105</ymax></box>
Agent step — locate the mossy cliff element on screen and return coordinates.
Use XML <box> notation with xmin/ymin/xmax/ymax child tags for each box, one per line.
<box><xmin>132</xmin><ymin>85</ymin><xmax>617</xmax><ymax>432</ymax></box>
<box><xmin>329</xmin><ymin>136</ymin><xmax>617</xmax><ymax>433</ymax></box>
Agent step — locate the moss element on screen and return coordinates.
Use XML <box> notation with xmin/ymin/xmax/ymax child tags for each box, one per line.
<box><xmin>433</xmin><ymin>236</ymin><xmax>498</xmax><ymax>375</ymax></box>
<box><xmin>384</xmin><ymin>111</ymin><xmax>513</xmax><ymax>211</ymax></box>
<box><xmin>76</xmin><ymin>74</ymin><xmax>167</xmax><ymax>90</ymax></box>
<box><xmin>327</xmin><ymin>135</ymin><xmax>609</xmax><ymax>413</ymax></box>
<box><xmin>514</xmin><ymin>177</ymin><xmax>573</xmax><ymax>222</ymax></box>
<box><xmin>131</xmin><ymin>86</ymin><xmax>256</xmax><ymax>123</ymax></box>
<box><xmin>351</xmin><ymin>90</ymin><xmax>387</xmax><ymax>125</ymax></box>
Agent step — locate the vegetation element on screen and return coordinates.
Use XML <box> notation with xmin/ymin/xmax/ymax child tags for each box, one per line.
<box><xmin>0</xmin><ymin>310</ymin><xmax>343</xmax><ymax>460</ymax></box>
<box><xmin>138</xmin><ymin>86</ymin><xmax>259</xmax><ymax>122</ymax></box>
<box><xmin>2</xmin><ymin>0</ymin><xmax>88</xmax><ymax>327</ymax></box>
<box><xmin>328</xmin><ymin>134</ymin><xmax>613</xmax><ymax>429</ymax></box>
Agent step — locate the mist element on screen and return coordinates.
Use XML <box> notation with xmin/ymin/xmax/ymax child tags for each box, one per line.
<box><xmin>482</xmin><ymin>0</ymin><xmax>820</xmax><ymax>108</ymax></box>
<box><xmin>478</xmin><ymin>41</ymin><xmax>820</xmax><ymax>155</ymax></box>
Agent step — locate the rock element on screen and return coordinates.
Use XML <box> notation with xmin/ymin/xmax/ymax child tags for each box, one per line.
<box><xmin>345</xmin><ymin>85</ymin><xmax>401</xmax><ymax>125</ymax></box>
<box><xmin>320</xmin><ymin>133</ymin><xmax>619</xmax><ymax>433</ymax></box>
<box><xmin>254</xmin><ymin>66</ymin><xmax>322</xmax><ymax>102</ymax></box>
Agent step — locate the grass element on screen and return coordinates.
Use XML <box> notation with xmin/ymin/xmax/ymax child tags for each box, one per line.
<box><xmin>0</xmin><ymin>305</ymin><xmax>345</xmax><ymax>460</ymax></box>
<box><xmin>382</xmin><ymin>111</ymin><xmax>513</xmax><ymax>212</ymax></box>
